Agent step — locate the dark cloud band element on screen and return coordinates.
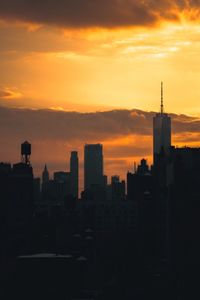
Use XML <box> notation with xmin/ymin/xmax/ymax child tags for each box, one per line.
<box><xmin>0</xmin><ymin>0</ymin><xmax>200</xmax><ymax>28</ymax></box>
<box><xmin>0</xmin><ymin>106</ymin><xmax>199</xmax><ymax>142</ymax></box>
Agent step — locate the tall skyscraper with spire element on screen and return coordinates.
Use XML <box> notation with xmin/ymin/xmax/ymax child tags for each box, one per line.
<box><xmin>70</xmin><ymin>151</ymin><xmax>79</xmax><ymax>199</ymax></box>
<box><xmin>153</xmin><ymin>82</ymin><xmax>171</xmax><ymax>164</ymax></box>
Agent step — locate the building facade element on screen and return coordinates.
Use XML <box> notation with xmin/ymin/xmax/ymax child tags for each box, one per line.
<box><xmin>84</xmin><ymin>144</ymin><xmax>104</xmax><ymax>192</ymax></box>
<box><xmin>153</xmin><ymin>83</ymin><xmax>171</xmax><ymax>164</ymax></box>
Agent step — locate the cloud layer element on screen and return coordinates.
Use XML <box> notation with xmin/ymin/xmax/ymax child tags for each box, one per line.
<box><xmin>0</xmin><ymin>89</ymin><xmax>13</xmax><ymax>98</ymax></box>
<box><xmin>1</xmin><ymin>106</ymin><xmax>200</xmax><ymax>141</ymax></box>
<box><xmin>0</xmin><ymin>88</ymin><xmax>22</xmax><ymax>99</ymax></box>
<box><xmin>0</xmin><ymin>105</ymin><xmax>199</xmax><ymax>151</ymax></box>
<box><xmin>0</xmin><ymin>105</ymin><xmax>200</xmax><ymax>181</ymax></box>
<box><xmin>0</xmin><ymin>0</ymin><xmax>200</xmax><ymax>28</ymax></box>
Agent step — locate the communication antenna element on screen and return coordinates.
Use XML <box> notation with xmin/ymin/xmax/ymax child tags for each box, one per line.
<box><xmin>161</xmin><ymin>81</ymin><xmax>164</xmax><ymax>114</ymax></box>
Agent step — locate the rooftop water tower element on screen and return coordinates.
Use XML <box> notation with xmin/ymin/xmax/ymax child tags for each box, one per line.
<box><xmin>21</xmin><ymin>141</ymin><xmax>31</xmax><ymax>165</ymax></box>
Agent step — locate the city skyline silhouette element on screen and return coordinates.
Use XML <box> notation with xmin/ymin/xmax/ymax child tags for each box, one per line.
<box><xmin>0</xmin><ymin>103</ymin><xmax>200</xmax><ymax>186</ymax></box>
<box><xmin>1</xmin><ymin>1</ymin><xmax>200</xmax><ymax>299</ymax></box>
<box><xmin>1</xmin><ymin>96</ymin><xmax>200</xmax><ymax>300</ymax></box>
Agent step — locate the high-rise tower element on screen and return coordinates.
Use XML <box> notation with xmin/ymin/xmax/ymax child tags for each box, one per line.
<box><xmin>84</xmin><ymin>144</ymin><xmax>104</xmax><ymax>191</ymax></box>
<box><xmin>42</xmin><ymin>164</ymin><xmax>49</xmax><ymax>193</ymax></box>
<box><xmin>70</xmin><ymin>151</ymin><xmax>79</xmax><ymax>199</ymax></box>
<box><xmin>42</xmin><ymin>164</ymin><xmax>49</xmax><ymax>184</ymax></box>
<box><xmin>153</xmin><ymin>82</ymin><xmax>171</xmax><ymax>164</ymax></box>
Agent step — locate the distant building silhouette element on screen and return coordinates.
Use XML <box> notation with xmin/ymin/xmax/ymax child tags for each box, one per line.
<box><xmin>153</xmin><ymin>82</ymin><xmax>171</xmax><ymax>164</ymax></box>
<box><xmin>42</xmin><ymin>164</ymin><xmax>49</xmax><ymax>183</ymax></box>
<box><xmin>137</xmin><ymin>158</ymin><xmax>149</xmax><ymax>175</ymax></box>
<box><xmin>84</xmin><ymin>144</ymin><xmax>104</xmax><ymax>192</ymax></box>
<box><xmin>70</xmin><ymin>151</ymin><xmax>79</xmax><ymax>199</ymax></box>
<box><xmin>110</xmin><ymin>175</ymin><xmax>125</xmax><ymax>201</ymax></box>
<box><xmin>54</xmin><ymin>171</ymin><xmax>70</xmax><ymax>183</ymax></box>
<box><xmin>111</xmin><ymin>175</ymin><xmax>120</xmax><ymax>184</ymax></box>
<box><xmin>42</xmin><ymin>164</ymin><xmax>49</xmax><ymax>200</ymax></box>
<box><xmin>49</xmin><ymin>171</ymin><xmax>71</xmax><ymax>203</ymax></box>
<box><xmin>127</xmin><ymin>159</ymin><xmax>152</xmax><ymax>202</ymax></box>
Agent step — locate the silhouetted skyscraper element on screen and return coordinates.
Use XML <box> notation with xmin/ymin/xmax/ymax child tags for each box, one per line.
<box><xmin>42</xmin><ymin>164</ymin><xmax>49</xmax><ymax>196</ymax></box>
<box><xmin>84</xmin><ymin>144</ymin><xmax>104</xmax><ymax>191</ymax></box>
<box><xmin>70</xmin><ymin>151</ymin><xmax>79</xmax><ymax>199</ymax></box>
<box><xmin>137</xmin><ymin>159</ymin><xmax>149</xmax><ymax>176</ymax></box>
<box><xmin>153</xmin><ymin>82</ymin><xmax>171</xmax><ymax>164</ymax></box>
<box><xmin>42</xmin><ymin>165</ymin><xmax>49</xmax><ymax>185</ymax></box>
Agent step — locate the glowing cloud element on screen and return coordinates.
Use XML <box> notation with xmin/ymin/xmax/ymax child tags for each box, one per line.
<box><xmin>0</xmin><ymin>87</ymin><xmax>22</xmax><ymax>99</ymax></box>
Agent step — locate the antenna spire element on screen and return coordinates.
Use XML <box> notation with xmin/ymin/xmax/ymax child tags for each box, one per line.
<box><xmin>161</xmin><ymin>81</ymin><xmax>164</xmax><ymax>114</ymax></box>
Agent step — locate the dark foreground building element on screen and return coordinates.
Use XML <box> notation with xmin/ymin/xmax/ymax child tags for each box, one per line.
<box><xmin>167</xmin><ymin>147</ymin><xmax>200</xmax><ymax>299</ymax></box>
<box><xmin>0</xmin><ymin>142</ymin><xmax>34</xmax><ymax>258</ymax></box>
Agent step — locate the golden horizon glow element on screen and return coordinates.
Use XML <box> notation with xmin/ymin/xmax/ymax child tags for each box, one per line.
<box><xmin>1</xmin><ymin>19</ymin><xmax>200</xmax><ymax>116</ymax></box>
<box><xmin>1</xmin><ymin>13</ymin><xmax>200</xmax><ymax>179</ymax></box>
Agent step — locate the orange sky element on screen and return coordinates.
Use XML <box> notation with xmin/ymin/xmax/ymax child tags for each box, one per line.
<box><xmin>1</xmin><ymin>22</ymin><xmax>200</xmax><ymax>115</ymax></box>
<box><xmin>0</xmin><ymin>3</ymin><xmax>200</xmax><ymax>115</ymax></box>
<box><xmin>0</xmin><ymin>1</ymin><xmax>200</xmax><ymax>184</ymax></box>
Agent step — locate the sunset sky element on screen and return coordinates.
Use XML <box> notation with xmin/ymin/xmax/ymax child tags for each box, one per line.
<box><xmin>1</xmin><ymin>0</ymin><xmax>200</xmax><ymax>187</ymax></box>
